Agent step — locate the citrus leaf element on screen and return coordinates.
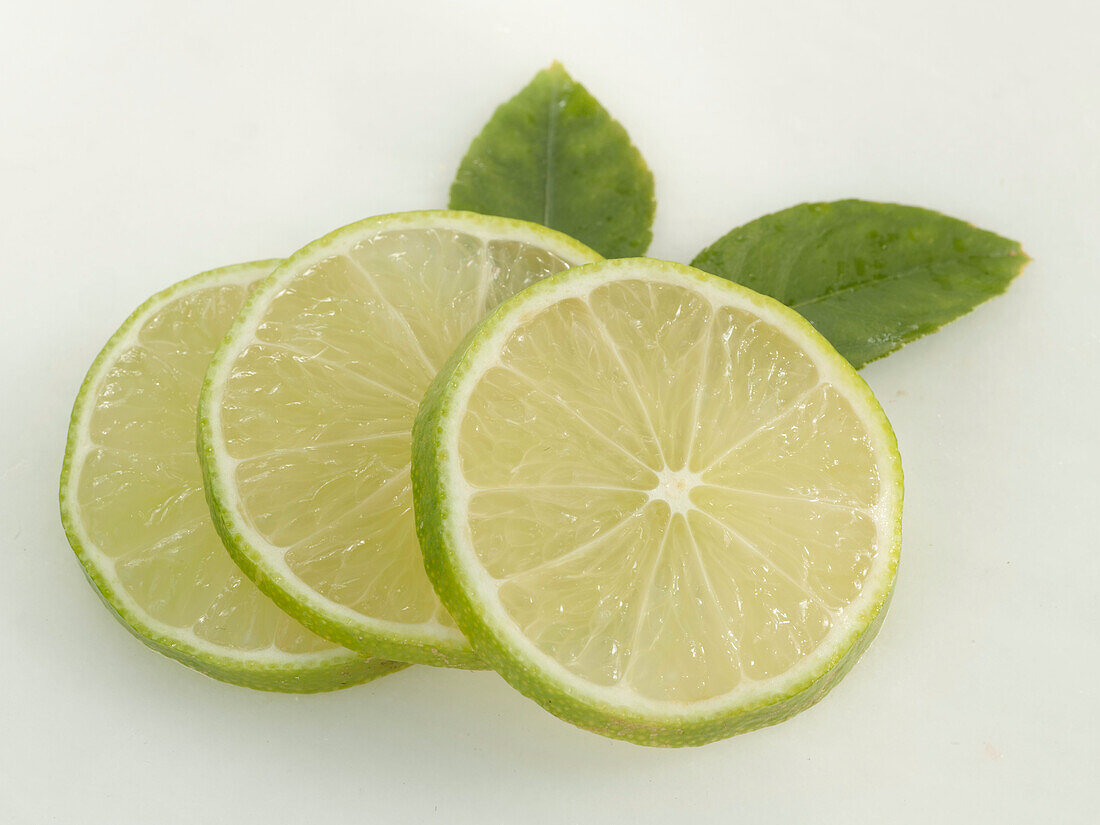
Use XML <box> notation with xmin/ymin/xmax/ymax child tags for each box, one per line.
<box><xmin>449</xmin><ymin>62</ymin><xmax>655</xmax><ymax>258</ymax></box>
<box><xmin>691</xmin><ymin>200</ymin><xmax>1029</xmax><ymax>367</ymax></box>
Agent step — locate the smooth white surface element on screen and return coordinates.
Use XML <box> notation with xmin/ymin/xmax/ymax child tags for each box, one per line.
<box><xmin>1</xmin><ymin>1</ymin><xmax>1096</xmax><ymax>822</ymax></box>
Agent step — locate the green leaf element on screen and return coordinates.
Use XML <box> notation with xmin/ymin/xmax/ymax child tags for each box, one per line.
<box><xmin>691</xmin><ymin>200</ymin><xmax>1029</xmax><ymax>368</ymax></box>
<box><xmin>449</xmin><ymin>62</ymin><xmax>655</xmax><ymax>258</ymax></box>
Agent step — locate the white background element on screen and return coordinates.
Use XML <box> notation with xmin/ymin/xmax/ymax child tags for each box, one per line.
<box><xmin>1</xmin><ymin>1</ymin><xmax>1097</xmax><ymax>822</ymax></box>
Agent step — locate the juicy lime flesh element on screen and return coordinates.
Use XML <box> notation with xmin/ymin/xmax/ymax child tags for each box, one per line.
<box><xmin>456</xmin><ymin>278</ymin><xmax>884</xmax><ymax>703</ymax></box>
<box><xmin>74</xmin><ymin>273</ymin><xmax>336</xmax><ymax>654</ymax></box>
<box><xmin>219</xmin><ymin>228</ymin><xmax>581</xmax><ymax>633</ymax></box>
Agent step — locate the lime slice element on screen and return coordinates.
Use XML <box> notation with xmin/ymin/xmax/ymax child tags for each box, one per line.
<box><xmin>412</xmin><ymin>259</ymin><xmax>903</xmax><ymax>745</ymax></box>
<box><xmin>199</xmin><ymin>212</ymin><xmax>601</xmax><ymax>667</ymax></box>
<box><xmin>60</xmin><ymin>262</ymin><xmax>406</xmax><ymax>692</ymax></box>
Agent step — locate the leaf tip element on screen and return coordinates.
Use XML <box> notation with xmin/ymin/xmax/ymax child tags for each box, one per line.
<box><xmin>1003</xmin><ymin>240</ymin><xmax>1032</xmax><ymax>278</ymax></box>
<box><xmin>543</xmin><ymin>60</ymin><xmax>572</xmax><ymax>82</ymax></box>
